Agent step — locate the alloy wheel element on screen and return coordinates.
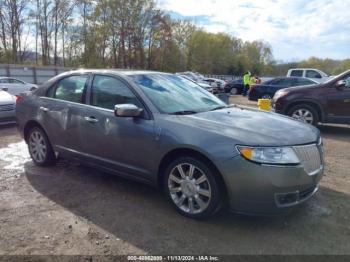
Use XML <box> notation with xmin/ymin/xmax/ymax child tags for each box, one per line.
<box><xmin>292</xmin><ymin>108</ymin><xmax>314</xmax><ymax>124</ymax></box>
<box><xmin>168</xmin><ymin>163</ymin><xmax>212</xmax><ymax>214</ymax></box>
<box><xmin>28</xmin><ymin>130</ymin><xmax>47</xmax><ymax>163</ymax></box>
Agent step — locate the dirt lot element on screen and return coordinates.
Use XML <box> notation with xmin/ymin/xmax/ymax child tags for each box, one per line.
<box><xmin>0</xmin><ymin>96</ymin><xmax>349</xmax><ymax>255</ymax></box>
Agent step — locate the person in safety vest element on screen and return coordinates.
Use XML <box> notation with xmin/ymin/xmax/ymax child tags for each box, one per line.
<box><xmin>242</xmin><ymin>71</ymin><xmax>251</xmax><ymax>96</ymax></box>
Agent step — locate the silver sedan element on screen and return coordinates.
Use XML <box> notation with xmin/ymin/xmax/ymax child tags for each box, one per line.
<box><xmin>0</xmin><ymin>91</ymin><xmax>16</xmax><ymax>124</ymax></box>
<box><xmin>0</xmin><ymin>77</ymin><xmax>38</xmax><ymax>96</ymax></box>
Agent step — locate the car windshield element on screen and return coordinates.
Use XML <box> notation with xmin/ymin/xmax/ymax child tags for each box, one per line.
<box><xmin>129</xmin><ymin>73</ymin><xmax>226</xmax><ymax>114</ymax></box>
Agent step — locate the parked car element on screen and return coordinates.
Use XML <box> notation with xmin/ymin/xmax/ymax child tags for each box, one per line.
<box><xmin>202</xmin><ymin>78</ymin><xmax>226</xmax><ymax>92</ymax></box>
<box><xmin>248</xmin><ymin>77</ymin><xmax>317</xmax><ymax>101</ymax></box>
<box><xmin>273</xmin><ymin>70</ymin><xmax>350</xmax><ymax>125</ymax></box>
<box><xmin>16</xmin><ymin>70</ymin><xmax>324</xmax><ymax>218</ymax></box>
<box><xmin>0</xmin><ymin>77</ymin><xmax>38</xmax><ymax>96</ymax></box>
<box><xmin>224</xmin><ymin>78</ymin><xmax>244</xmax><ymax>95</ymax></box>
<box><xmin>178</xmin><ymin>74</ymin><xmax>214</xmax><ymax>93</ymax></box>
<box><xmin>0</xmin><ymin>90</ymin><xmax>16</xmax><ymax>124</ymax></box>
<box><xmin>286</xmin><ymin>68</ymin><xmax>331</xmax><ymax>83</ymax></box>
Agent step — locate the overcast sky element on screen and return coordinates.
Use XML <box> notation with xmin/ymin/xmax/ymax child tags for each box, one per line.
<box><xmin>158</xmin><ymin>0</ymin><xmax>350</xmax><ymax>62</ymax></box>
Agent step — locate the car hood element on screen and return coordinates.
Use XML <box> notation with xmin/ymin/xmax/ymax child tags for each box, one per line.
<box><xmin>165</xmin><ymin>106</ymin><xmax>320</xmax><ymax>146</ymax></box>
<box><xmin>281</xmin><ymin>83</ymin><xmax>322</xmax><ymax>93</ymax></box>
<box><xmin>0</xmin><ymin>91</ymin><xmax>15</xmax><ymax>105</ymax></box>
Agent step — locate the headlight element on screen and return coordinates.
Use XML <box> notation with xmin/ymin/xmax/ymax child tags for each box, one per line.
<box><xmin>237</xmin><ymin>146</ymin><xmax>300</xmax><ymax>165</ymax></box>
<box><xmin>273</xmin><ymin>90</ymin><xmax>289</xmax><ymax>100</ymax></box>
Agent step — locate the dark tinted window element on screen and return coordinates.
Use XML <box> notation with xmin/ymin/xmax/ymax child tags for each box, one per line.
<box><xmin>268</xmin><ymin>79</ymin><xmax>281</xmax><ymax>85</ymax></box>
<box><xmin>0</xmin><ymin>79</ymin><xmax>9</xmax><ymax>83</ymax></box>
<box><xmin>306</xmin><ymin>70</ymin><xmax>321</xmax><ymax>78</ymax></box>
<box><xmin>91</xmin><ymin>75</ymin><xmax>142</xmax><ymax>110</ymax></box>
<box><xmin>294</xmin><ymin>78</ymin><xmax>315</xmax><ymax>86</ymax></box>
<box><xmin>49</xmin><ymin>75</ymin><xmax>88</xmax><ymax>103</ymax></box>
<box><xmin>270</xmin><ymin>78</ymin><xmax>293</xmax><ymax>87</ymax></box>
<box><xmin>290</xmin><ymin>70</ymin><xmax>303</xmax><ymax>77</ymax></box>
<box><xmin>276</xmin><ymin>78</ymin><xmax>294</xmax><ymax>87</ymax></box>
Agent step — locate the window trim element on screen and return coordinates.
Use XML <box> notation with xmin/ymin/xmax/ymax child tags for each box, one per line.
<box><xmin>45</xmin><ymin>73</ymin><xmax>91</xmax><ymax>104</ymax></box>
<box><xmin>88</xmin><ymin>73</ymin><xmax>152</xmax><ymax>120</ymax></box>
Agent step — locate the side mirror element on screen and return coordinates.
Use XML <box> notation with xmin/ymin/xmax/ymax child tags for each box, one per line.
<box><xmin>335</xmin><ymin>80</ymin><xmax>345</xmax><ymax>90</ymax></box>
<box><xmin>114</xmin><ymin>104</ymin><xmax>143</xmax><ymax>117</ymax></box>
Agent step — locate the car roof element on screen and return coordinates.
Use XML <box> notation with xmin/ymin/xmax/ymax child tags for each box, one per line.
<box><xmin>61</xmin><ymin>69</ymin><xmax>170</xmax><ymax>76</ymax></box>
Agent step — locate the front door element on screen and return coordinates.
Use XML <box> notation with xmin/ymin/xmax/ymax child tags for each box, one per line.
<box><xmin>81</xmin><ymin>74</ymin><xmax>156</xmax><ymax>181</ymax></box>
<box><xmin>327</xmin><ymin>75</ymin><xmax>350</xmax><ymax>123</ymax></box>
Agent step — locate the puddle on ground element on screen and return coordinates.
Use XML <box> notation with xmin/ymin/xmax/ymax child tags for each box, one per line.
<box><xmin>0</xmin><ymin>141</ymin><xmax>31</xmax><ymax>172</ymax></box>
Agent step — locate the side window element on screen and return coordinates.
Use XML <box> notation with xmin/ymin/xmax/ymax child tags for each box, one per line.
<box><xmin>290</xmin><ymin>70</ymin><xmax>303</xmax><ymax>77</ymax></box>
<box><xmin>306</xmin><ymin>70</ymin><xmax>321</xmax><ymax>79</ymax></box>
<box><xmin>295</xmin><ymin>78</ymin><xmax>315</xmax><ymax>86</ymax></box>
<box><xmin>91</xmin><ymin>75</ymin><xmax>142</xmax><ymax>110</ymax></box>
<box><xmin>268</xmin><ymin>79</ymin><xmax>280</xmax><ymax>85</ymax></box>
<box><xmin>0</xmin><ymin>79</ymin><xmax>9</xmax><ymax>83</ymax></box>
<box><xmin>275</xmin><ymin>78</ymin><xmax>293</xmax><ymax>87</ymax></box>
<box><xmin>9</xmin><ymin>78</ymin><xmax>24</xmax><ymax>84</ymax></box>
<box><xmin>48</xmin><ymin>75</ymin><xmax>89</xmax><ymax>103</ymax></box>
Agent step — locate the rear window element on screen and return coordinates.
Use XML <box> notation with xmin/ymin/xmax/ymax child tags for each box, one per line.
<box><xmin>290</xmin><ymin>70</ymin><xmax>303</xmax><ymax>77</ymax></box>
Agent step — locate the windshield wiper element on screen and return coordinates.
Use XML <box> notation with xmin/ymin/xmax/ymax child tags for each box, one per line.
<box><xmin>170</xmin><ymin>110</ymin><xmax>199</xmax><ymax>115</ymax></box>
<box><xmin>210</xmin><ymin>105</ymin><xmax>228</xmax><ymax>111</ymax></box>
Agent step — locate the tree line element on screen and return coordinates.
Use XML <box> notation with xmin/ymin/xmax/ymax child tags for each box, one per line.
<box><xmin>0</xmin><ymin>0</ymin><xmax>349</xmax><ymax>76</ymax></box>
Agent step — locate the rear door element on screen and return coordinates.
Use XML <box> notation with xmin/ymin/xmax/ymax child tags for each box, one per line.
<box><xmin>326</xmin><ymin>75</ymin><xmax>350</xmax><ymax>122</ymax></box>
<box><xmin>81</xmin><ymin>74</ymin><xmax>156</xmax><ymax>180</ymax></box>
<box><xmin>39</xmin><ymin>74</ymin><xmax>90</xmax><ymax>152</ymax></box>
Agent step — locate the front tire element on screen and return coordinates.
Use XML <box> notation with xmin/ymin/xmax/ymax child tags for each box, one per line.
<box><xmin>163</xmin><ymin>157</ymin><xmax>223</xmax><ymax>219</ymax></box>
<box><xmin>288</xmin><ymin>104</ymin><xmax>319</xmax><ymax>126</ymax></box>
<box><xmin>27</xmin><ymin>126</ymin><xmax>56</xmax><ymax>166</ymax></box>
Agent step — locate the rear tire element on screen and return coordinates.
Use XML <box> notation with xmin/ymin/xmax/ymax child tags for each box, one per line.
<box><xmin>163</xmin><ymin>157</ymin><xmax>223</xmax><ymax>219</ymax></box>
<box><xmin>288</xmin><ymin>104</ymin><xmax>319</xmax><ymax>126</ymax></box>
<box><xmin>27</xmin><ymin>126</ymin><xmax>56</xmax><ymax>166</ymax></box>
<box><xmin>230</xmin><ymin>87</ymin><xmax>238</xmax><ymax>95</ymax></box>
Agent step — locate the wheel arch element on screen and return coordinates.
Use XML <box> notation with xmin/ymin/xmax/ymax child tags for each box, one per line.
<box><xmin>23</xmin><ymin>120</ymin><xmax>48</xmax><ymax>143</ymax></box>
<box><xmin>285</xmin><ymin>99</ymin><xmax>325</xmax><ymax>122</ymax></box>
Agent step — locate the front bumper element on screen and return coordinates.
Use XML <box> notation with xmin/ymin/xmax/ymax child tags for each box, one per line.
<box><xmin>216</xmin><ymin>154</ymin><xmax>324</xmax><ymax>215</ymax></box>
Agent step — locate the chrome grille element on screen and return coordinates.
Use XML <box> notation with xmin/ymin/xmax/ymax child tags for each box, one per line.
<box><xmin>0</xmin><ymin>104</ymin><xmax>15</xmax><ymax>112</ymax></box>
<box><xmin>293</xmin><ymin>144</ymin><xmax>322</xmax><ymax>175</ymax></box>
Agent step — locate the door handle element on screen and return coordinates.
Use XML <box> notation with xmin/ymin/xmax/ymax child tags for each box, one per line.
<box><xmin>39</xmin><ymin>106</ymin><xmax>49</xmax><ymax>112</ymax></box>
<box><xmin>84</xmin><ymin>116</ymin><xmax>99</xmax><ymax>123</ymax></box>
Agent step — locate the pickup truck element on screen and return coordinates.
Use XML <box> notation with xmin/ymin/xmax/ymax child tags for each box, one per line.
<box><xmin>287</xmin><ymin>68</ymin><xmax>331</xmax><ymax>83</ymax></box>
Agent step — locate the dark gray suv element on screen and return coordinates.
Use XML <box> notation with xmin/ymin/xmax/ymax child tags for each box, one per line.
<box><xmin>16</xmin><ymin>70</ymin><xmax>324</xmax><ymax>218</ymax></box>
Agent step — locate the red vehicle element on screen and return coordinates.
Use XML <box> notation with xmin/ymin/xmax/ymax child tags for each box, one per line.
<box><xmin>272</xmin><ymin>70</ymin><xmax>350</xmax><ymax>125</ymax></box>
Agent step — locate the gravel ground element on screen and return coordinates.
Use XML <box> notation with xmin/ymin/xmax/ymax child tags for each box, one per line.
<box><xmin>0</xmin><ymin>96</ymin><xmax>349</xmax><ymax>255</ymax></box>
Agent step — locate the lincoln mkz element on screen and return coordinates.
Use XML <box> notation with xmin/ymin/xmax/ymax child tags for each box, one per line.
<box><xmin>16</xmin><ymin>70</ymin><xmax>324</xmax><ymax>218</ymax></box>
